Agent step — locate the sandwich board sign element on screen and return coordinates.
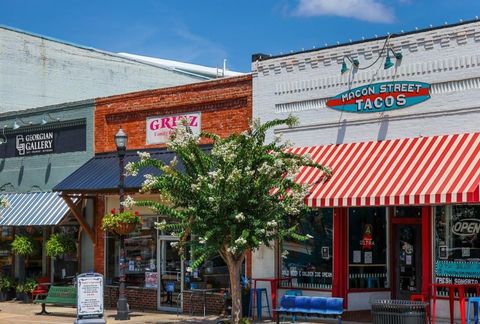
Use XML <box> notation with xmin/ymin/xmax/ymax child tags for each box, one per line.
<box><xmin>75</xmin><ymin>272</ymin><xmax>106</xmax><ymax>324</ymax></box>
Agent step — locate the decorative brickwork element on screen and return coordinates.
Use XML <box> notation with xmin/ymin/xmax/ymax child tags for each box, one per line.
<box><xmin>95</xmin><ymin>75</ymin><xmax>252</xmax><ymax>153</ymax></box>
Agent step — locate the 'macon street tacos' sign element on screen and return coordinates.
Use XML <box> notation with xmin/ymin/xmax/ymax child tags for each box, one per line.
<box><xmin>326</xmin><ymin>81</ymin><xmax>431</xmax><ymax>113</ymax></box>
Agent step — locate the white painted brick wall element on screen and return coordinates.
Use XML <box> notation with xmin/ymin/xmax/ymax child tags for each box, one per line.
<box><xmin>251</xmin><ymin>21</ymin><xmax>480</xmax><ymax>310</ymax></box>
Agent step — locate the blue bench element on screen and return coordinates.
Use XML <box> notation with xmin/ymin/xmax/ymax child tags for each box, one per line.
<box><xmin>276</xmin><ymin>295</ymin><xmax>343</xmax><ymax>323</ymax></box>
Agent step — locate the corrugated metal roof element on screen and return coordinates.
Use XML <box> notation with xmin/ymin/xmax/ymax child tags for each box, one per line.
<box><xmin>0</xmin><ymin>192</ymin><xmax>70</xmax><ymax>226</ymax></box>
<box><xmin>53</xmin><ymin>148</ymin><xmax>201</xmax><ymax>193</ymax></box>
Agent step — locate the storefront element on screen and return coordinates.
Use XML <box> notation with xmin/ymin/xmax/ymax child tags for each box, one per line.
<box><xmin>0</xmin><ymin>100</ymin><xmax>95</xmax><ymax>282</ymax></box>
<box><xmin>251</xmin><ymin>20</ymin><xmax>480</xmax><ymax>319</ymax></box>
<box><xmin>54</xmin><ymin>74</ymin><xmax>252</xmax><ymax>313</ymax></box>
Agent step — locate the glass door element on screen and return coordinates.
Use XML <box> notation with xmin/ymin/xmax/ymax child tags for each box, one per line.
<box><xmin>157</xmin><ymin>234</ymin><xmax>183</xmax><ymax>311</ymax></box>
<box><xmin>394</xmin><ymin>224</ymin><xmax>422</xmax><ymax>300</ymax></box>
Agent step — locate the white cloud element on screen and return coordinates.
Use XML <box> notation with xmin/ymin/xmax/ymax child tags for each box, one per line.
<box><xmin>293</xmin><ymin>0</ymin><xmax>396</xmax><ymax>23</ymax></box>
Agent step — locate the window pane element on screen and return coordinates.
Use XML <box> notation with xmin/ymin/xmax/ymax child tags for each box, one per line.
<box><xmin>348</xmin><ymin>207</ymin><xmax>388</xmax><ymax>289</ymax></box>
<box><xmin>434</xmin><ymin>206</ymin><xmax>480</xmax><ymax>297</ymax></box>
<box><xmin>105</xmin><ymin>216</ymin><xmax>157</xmax><ymax>287</ymax></box>
<box><xmin>281</xmin><ymin>209</ymin><xmax>333</xmax><ymax>290</ymax></box>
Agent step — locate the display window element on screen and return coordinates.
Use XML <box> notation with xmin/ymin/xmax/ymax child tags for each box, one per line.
<box><xmin>434</xmin><ymin>205</ymin><xmax>480</xmax><ymax>296</ymax></box>
<box><xmin>105</xmin><ymin>216</ymin><xmax>158</xmax><ymax>287</ymax></box>
<box><xmin>280</xmin><ymin>209</ymin><xmax>333</xmax><ymax>290</ymax></box>
<box><xmin>0</xmin><ymin>227</ymin><xmax>13</xmax><ymax>275</ymax></box>
<box><xmin>348</xmin><ymin>207</ymin><xmax>388</xmax><ymax>289</ymax></box>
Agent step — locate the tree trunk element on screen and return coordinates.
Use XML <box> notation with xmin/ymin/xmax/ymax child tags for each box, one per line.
<box><xmin>225</xmin><ymin>253</ymin><xmax>244</xmax><ymax>324</ymax></box>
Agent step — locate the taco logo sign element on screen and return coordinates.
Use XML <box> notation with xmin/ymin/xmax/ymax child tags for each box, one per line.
<box><xmin>326</xmin><ymin>81</ymin><xmax>431</xmax><ymax>113</ymax></box>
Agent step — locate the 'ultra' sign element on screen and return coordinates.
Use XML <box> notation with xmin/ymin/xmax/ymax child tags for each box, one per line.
<box><xmin>326</xmin><ymin>81</ymin><xmax>431</xmax><ymax>113</ymax></box>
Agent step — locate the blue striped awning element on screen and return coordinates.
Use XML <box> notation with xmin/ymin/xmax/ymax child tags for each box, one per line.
<box><xmin>0</xmin><ymin>192</ymin><xmax>71</xmax><ymax>226</ymax></box>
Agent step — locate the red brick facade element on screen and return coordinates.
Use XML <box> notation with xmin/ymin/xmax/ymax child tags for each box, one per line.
<box><xmin>94</xmin><ymin>75</ymin><xmax>252</xmax><ymax>154</ymax></box>
<box><xmin>92</xmin><ymin>75</ymin><xmax>252</xmax><ymax>311</ymax></box>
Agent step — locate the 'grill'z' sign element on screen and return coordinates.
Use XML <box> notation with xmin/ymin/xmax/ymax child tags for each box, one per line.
<box><xmin>326</xmin><ymin>81</ymin><xmax>431</xmax><ymax>113</ymax></box>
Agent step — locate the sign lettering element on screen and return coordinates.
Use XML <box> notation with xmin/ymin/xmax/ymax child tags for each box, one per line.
<box><xmin>326</xmin><ymin>81</ymin><xmax>431</xmax><ymax>113</ymax></box>
<box><xmin>146</xmin><ymin>113</ymin><xmax>201</xmax><ymax>144</ymax></box>
<box><xmin>451</xmin><ymin>219</ymin><xmax>480</xmax><ymax>236</ymax></box>
<box><xmin>16</xmin><ymin>132</ymin><xmax>54</xmax><ymax>156</ymax></box>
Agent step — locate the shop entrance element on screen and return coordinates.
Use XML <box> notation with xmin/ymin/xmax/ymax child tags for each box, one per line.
<box><xmin>157</xmin><ymin>234</ymin><xmax>183</xmax><ymax>311</ymax></box>
<box><xmin>391</xmin><ymin>208</ymin><xmax>422</xmax><ymax>300</ymax></box>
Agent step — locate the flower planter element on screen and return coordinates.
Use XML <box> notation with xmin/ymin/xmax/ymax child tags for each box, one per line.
<box><xmin>114</xmin><ymin>222</ymin><xmax>136</xmax><ymax>235</ymax></box>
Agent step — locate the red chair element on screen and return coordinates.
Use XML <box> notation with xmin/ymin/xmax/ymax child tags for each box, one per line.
<box><xmin>31</xmin><ymin>276</ymin><xmax>50</xmax><ymax>301</ymax></box>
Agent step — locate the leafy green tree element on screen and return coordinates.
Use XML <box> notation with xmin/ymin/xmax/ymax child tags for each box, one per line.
<box><xmin>124</xmin><ymin>117</ymin><xmax>330</xmax><ymax>323</ymax></box>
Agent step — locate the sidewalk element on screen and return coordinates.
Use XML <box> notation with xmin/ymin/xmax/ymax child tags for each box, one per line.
<box><xmin>0</xmin><ymin>301</ymin><xmax>367</xmax><ymax>323</ymax></box>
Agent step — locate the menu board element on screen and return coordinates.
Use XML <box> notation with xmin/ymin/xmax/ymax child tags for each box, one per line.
<box><xmin>77</xmin><ymin>274</ymin><xmax>104</xmax><ymax>317</ymax></box>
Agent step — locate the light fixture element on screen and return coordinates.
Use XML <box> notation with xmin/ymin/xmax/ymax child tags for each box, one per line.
<box><xmin>0</xmin><ymin>125</ymin><xmax>7</xmax><ymax>145</ymax></box>
<box><xmin>115</xmin><ymin>127</ymin><xmax>128</xmax><ymax>151</ymax></box>
<box><xmin>41</xmin><ymin>113</ymin><xmax>60</xmax><ymax>125</ymax></box>
<box><xmin>13</xmin><ymin>119</ymin><xmax>20</xmax><ymax>130</ymax></box>
<box><xmin>12</xmin><ymin>118</ymin><xmax>32</xmax><ymax>130</ymax></box>
<box><xmin>341</xmin><ymin>56</ymin><xmax>360</xmax><ymax>74</ymax></box>
<box><xmin>384</xmin><ymin>48</ymin><xmax>403</xmax><ymax>69</ymax></box>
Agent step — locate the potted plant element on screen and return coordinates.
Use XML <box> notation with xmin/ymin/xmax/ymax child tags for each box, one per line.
<box><xmin>15</xmin><ymin>283</ymin><xmax>25</xmax><ymax>301</ymax></box>
<box><xmin>101</xmin><ymin>208</ymin><xmax>142</xmax><ymax>235</ymax></box>
<box><xmin>11</xmin><ymin>235</ymin><xmax>34</xmax><ymax>256</ymax></box>
<box><xmin>22</xmin><ymin>278</ymin><xmax>37</xmax><ymax>303</ymax></box>
<box><xmin>46</xmin><ymin>233</ymin><xmax>76</xmax><ymax>258</ymax></box>
<box><xmin>0</xmin><ymin>276</ymin><xmax>16</xmax><ymax>301</ymax></box>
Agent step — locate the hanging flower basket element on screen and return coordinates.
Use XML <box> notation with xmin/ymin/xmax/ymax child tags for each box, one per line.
<box><xmin>114</xmin><ymin>222</ymin><xmax>137</xmax><ymax>235</ymax></box>
<box><xmin>101</xmin><ymin>208</ymin><xmax>142</xmax><ymax>235</ymax></box>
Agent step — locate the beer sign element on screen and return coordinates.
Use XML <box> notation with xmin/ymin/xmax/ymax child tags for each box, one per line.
<box><xmin>326</xmin><ymin>81</ymin><xmax>431</xmax><ymax>113</ymax></box>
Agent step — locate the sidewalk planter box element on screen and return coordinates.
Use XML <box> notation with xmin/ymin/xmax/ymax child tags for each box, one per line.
<box><xmin>372</xmin><ymin>300</ymin><xmax>428</xmax><ymax>324</ymax></box>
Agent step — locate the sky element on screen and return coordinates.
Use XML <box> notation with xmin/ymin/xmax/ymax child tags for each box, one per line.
<box><xmin>0</xmin><ymin>0</ymin><xmax>479</xmax><ymax>72</ymax></box>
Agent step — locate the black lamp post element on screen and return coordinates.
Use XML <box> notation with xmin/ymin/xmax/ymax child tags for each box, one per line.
<box><xmin>115</xmin><ymin>127</ymin><xmax>129</xmax><ymax>320</ymax></box>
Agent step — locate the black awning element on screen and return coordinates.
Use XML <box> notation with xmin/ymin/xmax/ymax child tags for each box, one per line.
<box><xmin>53</xmin><ymin>148</ymin><xmax>181</xmax><ymax>193</ymax></box>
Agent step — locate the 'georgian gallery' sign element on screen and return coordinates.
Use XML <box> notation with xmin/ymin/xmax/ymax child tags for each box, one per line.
<box><xmin>16</xmin><ymin>132</ymin><xmax>54</xmax><ymax>156</ymax></box>
<box><xmin>146</xmin><ymin>112</ymin><xmax>201</xmax><ymax>144</ymax></box>
<box><xmin>326</xmin><ymin>81</ymin><xmax>431</xmax><ymax>113</ymax></box>
<box><xmin>0</xmin><ymin>124</ymin><xmax>86</xmax><ymax>158</ymax></box>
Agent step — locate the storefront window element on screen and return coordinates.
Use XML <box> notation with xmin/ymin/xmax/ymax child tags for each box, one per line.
<box><xmin>348</xmin><ymin>207</ymin><xmax>388</xmax><ymax>289</ymax></box>
<box><xmin>185</xmin><ymin>255</ymin><xmax>230</xmax><ymax>290</ymax></box>
<box><xmin>0</xmin><ymin>227</ymin><xmax>13</xmax><ymax>275</ymax></box>
<box><xmin>434</xmin><ymin>206</ymin><xmax>480</xmax><ymax>296</ymax></box>
<box><xmin>281</xmin><ymin>209</ymin><xmax>333</xmax><ymax>290</ymax></box>
<box><xmin>105</xmin><ymin>216</ymin><xmax>157</xmax><ymax>287</ymax></box>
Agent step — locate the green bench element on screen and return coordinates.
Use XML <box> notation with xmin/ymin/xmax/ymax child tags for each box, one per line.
<box><xmin>34</xmin><ymin>285</ymin><xmax>77</xmax><ymax>315</ymax></box>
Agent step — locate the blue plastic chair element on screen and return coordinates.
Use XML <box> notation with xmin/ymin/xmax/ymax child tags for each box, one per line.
<box><xmin>467</xmin><ymin>297</ymin><xmax>480</xmax><ymax>324</ymax></box>
<box><xmin>325</xmin><ymin>297</ymin><xmax>344</xmax><ymax>315</ymax></box>
<box><xmin>285</xmin><ymin>289</ymin><xmax>303</xmax><ymax>296</ymax></box>
<box><xmin>248</xmin><ymin>288</ymin><xmax>271</xmax><ymax>319</ymax></box>
<box><xmin>307</xmin><ymin>297</ymin><xmax>327</xmax><ymax>314</ymax></box>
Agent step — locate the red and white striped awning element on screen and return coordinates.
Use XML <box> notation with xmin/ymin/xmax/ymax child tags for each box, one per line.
<box><xmin>292</xmin><ymin>132</ymin><xmax>480</xmax><ymax>207</ymax></box>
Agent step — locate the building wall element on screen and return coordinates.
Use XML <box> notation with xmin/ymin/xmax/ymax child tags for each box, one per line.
<box><xmin>0</xmin><ymin>100</ymin><xmax>94</xmax><ymax>193</ymax></box>
<box><xmin>251</xmin><ymin>20</ymin><xmax>480</xmax><ymax>312</ymax></box>
<box><xmin>94</xmin><ymin>75</ymin><xmax>252</xmax><ymax>153</ymax></box>
<box><xmin>252</xmin><ymin>21</ymin><xmax>480</xmax><ymax>146</ymax></box>
<box><xmin>0</xmin><ymin>26</ymin><xmax>205</xmax><ymax>113</ymax></box>
<box><xmin>92</xmin><ymin>75</ymin><xmax>252</xmax><ymax>289</ymax></box>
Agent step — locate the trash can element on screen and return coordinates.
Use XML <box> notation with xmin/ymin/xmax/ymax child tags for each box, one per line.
<box><xmin>371</xmin><ymin>300</ymin><xmax>428</xmax><ymax>324</ymax></box>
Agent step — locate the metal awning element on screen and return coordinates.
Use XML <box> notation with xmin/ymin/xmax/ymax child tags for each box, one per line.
<box><xmin>0</xmin><ymin>192</ymin><xmax>71</xmax><ymax>226</ymax></box>
<box><xmin>53</xmin><ymin>147</ymin><xmax>210</xmax><ymax>193</ymax></box>
<box><xmin>52</xmin><ymin>150</ymin><xmax>171</xmax><ymax>193</ymax></box>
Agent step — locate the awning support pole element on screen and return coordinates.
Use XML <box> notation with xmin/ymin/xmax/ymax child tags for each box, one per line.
<box><xmin>62</xmin><ymin>195</ymin><xmax>95</xmax><ymax>245</ymax></box>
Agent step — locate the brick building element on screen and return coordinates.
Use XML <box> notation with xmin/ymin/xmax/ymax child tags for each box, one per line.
<box><xmin>54</xmin><ymin>74</ymin><xmax>252</xmax><ymax>313</ymax></box>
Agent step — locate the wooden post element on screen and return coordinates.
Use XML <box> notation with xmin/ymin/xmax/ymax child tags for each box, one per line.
<box><xmin>62</xmin><ymin>195</ymin><xmax>95</xmax><ymax>245</ymax></box>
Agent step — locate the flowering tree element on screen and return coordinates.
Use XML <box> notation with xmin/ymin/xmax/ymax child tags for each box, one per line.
<box><xmin>0</xmin><ymin>197</ymin><xmax>9</xmax><ymax>209</ymax></box>
<box><xmin>124</xmin><ymin>117</ymin><xmax>330</xmax><ymax>323</ymax></box>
